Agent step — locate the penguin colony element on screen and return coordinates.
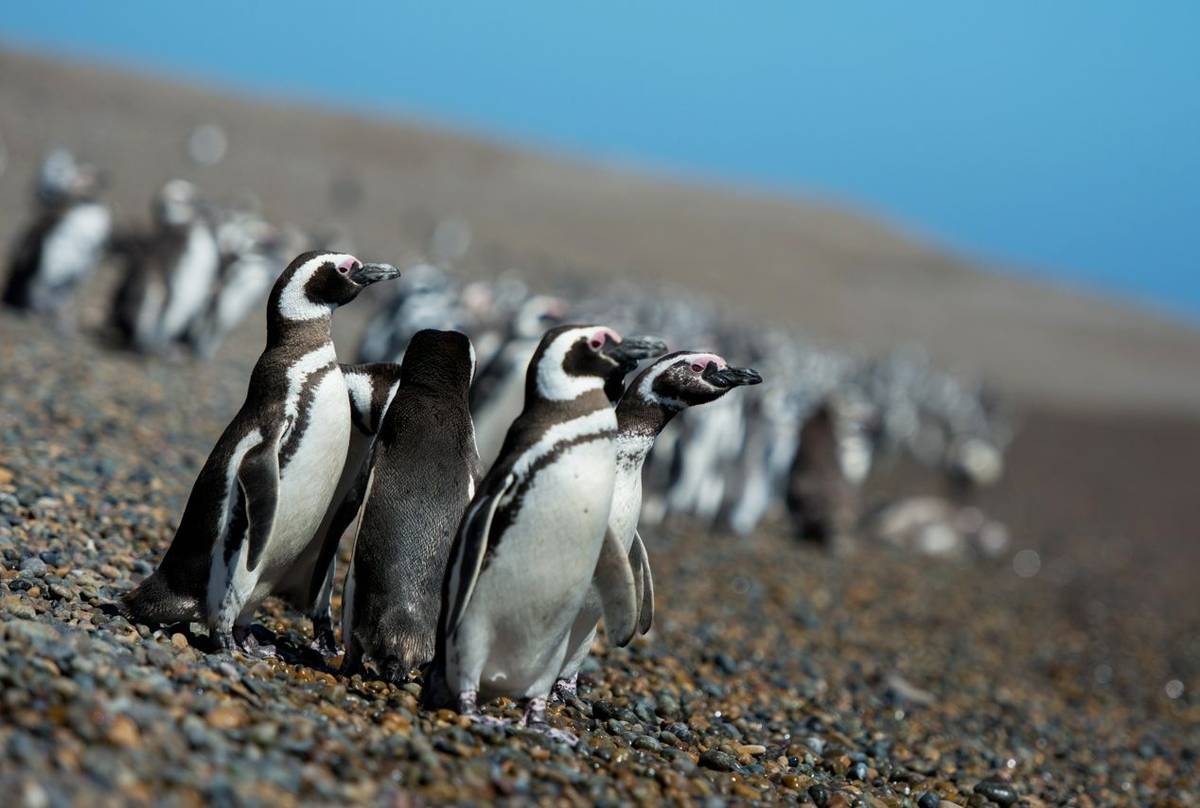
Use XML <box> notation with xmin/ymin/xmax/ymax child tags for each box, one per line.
<box><xmin>97</xmin><ymin>246</ymin><xmax>762</xmax><ymax>737</ymax></box>
<box><xmin>4</xmin><ymin>150</ymin><xmax>1014</xmax><ymax>552</ymax></box>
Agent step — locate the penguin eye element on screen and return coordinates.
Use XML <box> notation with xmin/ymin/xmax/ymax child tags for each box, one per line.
<box><xmin>691</xmin><ymin>362</ymin><xmax>708</xmax><ymax>373</ymax></box>
<box><xmin>589</xmin><ymin>337</ymin><xmax>604</xmax><ymax>350</ymax></box>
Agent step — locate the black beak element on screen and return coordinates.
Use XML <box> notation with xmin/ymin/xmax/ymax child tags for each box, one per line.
<box><xmin>704</xmin><ymin>364</ymin><xmax>763</xmax><ymax>388</ymax></box>
<box><xmin>603</xmin><ymin>334</ymin><xmax>669</xmax><ymax>367</ymax></box>
<box><xmin>349</xmin><ymin>262</ymin><xmax>402</xmax><ymax>285</ymax></box>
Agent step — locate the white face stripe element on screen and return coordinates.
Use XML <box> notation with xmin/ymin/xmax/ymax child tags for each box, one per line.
<box><xmin>277</xmin><ymin>253</ymin><xmax>356</xmax><ymax>322</ymax></box>
<box><xmin>637</xmin><ymin>352</ymin><xmax>727</xmax><ymax>408</ymax></box>
<box><xmin>468</xmin><ymin>340</ymin><xmax>477</xmax><ymax>384</ymax></box>
<box><xmin>535</xmin><ymin>327</ymin><xmax>613</xmax><ymax>402</ymax></box>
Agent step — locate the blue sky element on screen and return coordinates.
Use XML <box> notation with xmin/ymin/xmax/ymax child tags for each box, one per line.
<box><xmin>3</xmin><ymin>2</ymin><xmax>1198</xmax><ymax>317</ymax></box>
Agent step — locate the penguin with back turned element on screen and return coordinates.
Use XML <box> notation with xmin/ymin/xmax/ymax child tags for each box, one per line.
<box><xmin>121</xmin><ymin>251</ymin><xmax>401</xmax><ymax>654</ymax></box>
<box><xmin>427</xmin><ymin>325</ymin><xmax>665</xmax><ymax>739</ymax></box>
<box><xmin>554</xmin><ymin>350</ymin><xmax>763</xmax><ymax>698</ymax></box>
<box><xmin>340</xmin><ymin>329</ymin><xmax>480</xmax><ymax>681</ymax></box>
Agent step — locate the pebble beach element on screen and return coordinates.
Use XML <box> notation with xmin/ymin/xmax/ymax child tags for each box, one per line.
<box><xmin>1</xmin><ymin>309</ymin><xmax>1196</xmax><ymax>806</ymax></box>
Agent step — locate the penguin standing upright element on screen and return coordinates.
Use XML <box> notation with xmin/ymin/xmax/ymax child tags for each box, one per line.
<box><xmin>469</xmin><ymin>295</ymin><xmax>566</xmax><ymax>468</ymax></box>
<box><xmin>302</xmin><ymin>359</ymin><xmax>405</xmax><ymax>656</ymax></box>
<box><xmin>189</xmin><ymin>214</ymin><xmax>292</xmax><ymax>359</ymax></box>
<box><xmin>152</xmin><ymin>180</ymin><xmax>221</xmax><ymax>348</ymax></box>
<box><xmin>121</xmin><ymin>251</ymin><xmax>401</xmax><ymax>654</ymax></box>
<box><xmin>340</xmin><ymin>329</ymin><xmax>480</xmax><ymax>681</ymax></box>
<box><xmin>4</xmin><ymin>149</ymin><xmax>111</xmax><ymax>322</ymax></box>
<box><xmin>428</xmin><ymin>325</ymin><xmax>661</xmax><ymax>737</ymax></box>
<box><xmin>554</xmin><ymin>351</ymin><xmax>762</xmax><ymax>698</ymax></box>
<box><xmin>111</xmin><ymin>180</ymin><xmax>220</xmax><ymax>353</ymax></box>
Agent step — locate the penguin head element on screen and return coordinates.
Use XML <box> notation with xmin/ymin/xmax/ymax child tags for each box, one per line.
<box><xmin>271</xmin><ymin>251</ymin><xmax>402</xmax><ymax>321</ymax></box>
<box><xmin>531</xmin><ymin>324</ymin><xmax>653</xmax><ymax>401</ymax></box>
<box><xmin>154</xmin><ymin>179</ymin><xmax>201</xmax><ymax>228</ymax></box>
<box><xmin>400</xmin><ymin>329</ymin><xmax>476</xmax><ymax>396</ymax></box>
<box><xmin>514</xmin><ymin>295</ymin><xmax>568</xmax><ymax>339</ymax></box>
<box><xmin>632</xmin><ymin>350</ymin><xmax>763</xmax><ymax>410</ymax></box>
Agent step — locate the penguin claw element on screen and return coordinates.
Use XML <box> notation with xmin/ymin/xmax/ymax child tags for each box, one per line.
<box><xmin>309</xmin><ymin>634</ymin><xmax>337</xmax><ymax>657</ymax></box>
<box><xmin>232</xmin><ymin>626</ymin><xmax>278</xmax><ymax>660</ymax></box>
<box><xmin>309</xmin><ymin>617</ymin><xmax>338</xmax><ymax>657</ymax></box>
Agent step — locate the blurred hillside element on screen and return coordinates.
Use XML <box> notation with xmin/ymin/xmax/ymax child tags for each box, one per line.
<box><xmin>3</xmin><ymin>47</ymin><xmax>1200</xmax><ymax>413</ymax></box>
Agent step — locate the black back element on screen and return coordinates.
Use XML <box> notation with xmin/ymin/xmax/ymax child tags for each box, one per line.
<box><xmin>350</xmin><ymin>330</ymin><xmax>480</xmax><ymax>672</ymax></box>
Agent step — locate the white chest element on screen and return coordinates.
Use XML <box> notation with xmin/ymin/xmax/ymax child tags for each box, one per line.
<box><xmin>41</xmin><ymin>203</ymin><xmax>111</xmax><ymax>286</ymax></box>
<box><xmin>611</xmin><ymin>435</ymin><xmax>653</xmax><ymax>551</ymax></box>
<box><xmin>261</xmin><ymin>370</ymin><xmax>351</xmax><ymax>573</ymax></box>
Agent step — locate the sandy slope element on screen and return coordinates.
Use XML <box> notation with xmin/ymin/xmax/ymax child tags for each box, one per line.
<box><xmin>2</xmin><ymin>46</ymin><xmax>1200</xmax><ymax>413</ymax></box>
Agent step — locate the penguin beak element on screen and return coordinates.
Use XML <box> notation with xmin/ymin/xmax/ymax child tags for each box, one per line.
<box><xmin>603</xmin><ymin>335</ymin><xmax>669</xmax><ymax>368</ymax></box>
<box><xmin>349</xmin><ymin>262</ymin><xmax>402</xmax><ymax>285</ymax></box>
<box><xmin>704</xmin><ymin>364</ymin><xmax>763</xmax><ymax>389</ymax></box>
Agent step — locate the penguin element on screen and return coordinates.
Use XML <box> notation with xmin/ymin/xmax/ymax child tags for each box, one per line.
<box><xmin>4</xmin><ymin>149</ymin><xmax>111</xmax><ymax>322</ymax></box>
<box><xmin>152</xmin><ymin>180</ymin><xmax>221</xmax><ymax>348</ymax></box>
<box><xmin>553</xmin><ymin>351</ymin><xmax>762</xmax><ymax>699</ymax></box>
<box><xmin>303</xmin><ymin>359</ymin><xmax>405</xmax><ymax>656</ymax></box>
<box><xmin>188</xmin><ymin>214</ymin><xmax>291</xmax><ymax>359</ymax></box>
<box><xmin>426</xmin><ymin>325</ymin><xmax>662</xmax><ymax>738</ymax></box>
<box><xmin>785</xmin><ymin>398</ymin><xmax>863</xmax><ymax>550</ymax></box>
<box><xmin>340</xmin><ymin>329</ymin><xmax>481</xmax><ymax>681</ymax></box>
<box><xmin>469</xmin><ymin>295</ymin><xmax>567</xmax><ymax>468</ymax></box>
<box><xmin>121</xmin><ymin>251</ymin><xmax>402</xmax><ymax>654</ymax></box>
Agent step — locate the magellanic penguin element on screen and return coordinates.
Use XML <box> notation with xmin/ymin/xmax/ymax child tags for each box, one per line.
<box><xmin>469</xmin><ymin>295</ymin><xmax>567</xmax><ymax>468</ymax></box>
<box><xmin>3</xmin><ymin>149</ymin><xmax>111</xmax><ymax>322</ymax></box>
<box><xmin>340</xmin><ymin>329</ymin><xmax>481</xmax><ymax>681</ymax></box>
<box><xmin>426</xmin><ymin>325</ymin><xmax>664</xmax><ymax>739</ymax></box>
<box><xmin>121</xmin><ymin>251</ymin><xmax>402</xmax><ymax>655</ymax></box>
<box><xmin>302</xmin><ymin>359</ymin><xmax>404</xmax><ymax>656</ymax></box>
<box><xmin>554</xmin><ymin>351</ymin><xmax>762</xmax><ymax>699</ymax></box>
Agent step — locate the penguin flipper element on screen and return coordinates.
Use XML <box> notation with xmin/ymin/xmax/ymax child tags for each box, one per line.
<box><xmin>630</xmin><ymin>530</ymin><xmax>655</xmax><ymax>635</ymax></box>
<box><xmin>444</xmin><ymin>473</ymin><xmax>515</xmax><ymax>636</ymax></box>
<box><xmin>593</xmin><ymin>527</ymin><xmax>639</xmax><ymax>648</ymax></box>
<box><xmin>238</xmin><ymin>437</ymin><xmax>281</xmax><ymax>572</ymax></box>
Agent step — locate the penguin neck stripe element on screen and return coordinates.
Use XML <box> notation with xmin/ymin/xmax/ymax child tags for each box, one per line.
<box><xmin>509</xmin><ymin>407</ymin><xmax>617</xmax><ymax>482</ymax></box>
<box><xmin>484</xmin><ymin>426</ymin><xmax>617</xmax><ymax>570</ymax></box>
<box><xmin>278</xmin><ymin>345</ymin><xmax>339</xmax><ymax>470</ymax></box>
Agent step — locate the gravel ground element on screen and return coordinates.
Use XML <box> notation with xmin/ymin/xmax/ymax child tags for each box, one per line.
<box><xmin>1</xmin><ymin>310</ymin><xmax>1197</xmax><ymax>807</ymax></box>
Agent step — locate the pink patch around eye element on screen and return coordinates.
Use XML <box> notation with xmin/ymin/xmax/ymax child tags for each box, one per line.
<box><xmin>590</xmin><ymin>327</ymin><xmax>621</xmax><ymax>349</ymax></box>
<box><xmin>688</xmin><ymin>353</ymin><xmax>724</xmax><ymax>373</ymax></box>
<box><xmin>337</xmin><ymin>257</ymin><xmax>360</xmax><ymax>274</ymax></box>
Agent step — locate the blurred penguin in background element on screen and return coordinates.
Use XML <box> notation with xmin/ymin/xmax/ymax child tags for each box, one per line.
<box><xmin>4</xmin><ymin>148</ymin><xmax>112</xmax><ymax>326</ymax></box>
<box><xmin>111</xmin><ymin>180</ymin><xmax>220</xmax><ymax>353</ymax></box>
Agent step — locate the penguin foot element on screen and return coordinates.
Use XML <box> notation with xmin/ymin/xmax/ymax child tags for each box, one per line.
<box><xmin>457</xmin><ymin>689</ymin><xmax>481</xmax><ymax>716</ymax></box>
<box><xmin>457</xmin><ymin>690</ymin><xmax>509</xmax><ymax>728</ymax></box>
<box><xmin>550</xmin><ymin>676</ymin><xmax>578</xmax><ymax>703</ymax></box>
<box><xmin>233</xmin><ymin>626</ymin><xmax>279</xmax><ymax>660</ymax></box>
<box><xmin>309</xmin><ymin>617</ymin><xmax>338</xmax><ymax>657</ymax></box>
<box><xmin>520</xmin><ymin>698</ymin><xmax>578</xmax><ymax>747</ymax></box>
<box><xmin>466</xmin><ymin>713</ymin><xmax>510</xmax><ymax>729</ymax></box>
